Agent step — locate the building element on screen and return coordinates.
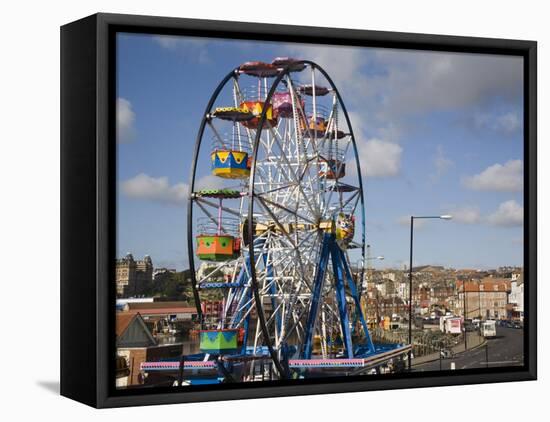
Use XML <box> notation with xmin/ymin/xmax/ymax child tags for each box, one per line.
<box><xmin>123</xmin><ymin>301</ymin><xmax>198</xmax><ymax>325</ymax></box>
<box><xmin>509</xmin><ymin>275</ymin><xmax>524</xmax><ymax>321</ymax></box>
<box><xmin>153</xmin><ymin>267</ymin><xmax>177</xmax><ymax>279</ymax></box>
<box><xmin>116</xmin><ymin>297</ymin><xmax>154</xmax><ymax>311</ymax></box>
<box><xmin>116</xmin><ymin>312</ymin><xmax>182</xmax><ymax>387</ymax></box>
<box><xmin>116</xmin><ymin>253</ymin><xmax>153</xmax><ymax>297</ymax></box>
<box><xmin>457</xmin><ymin>278</ymin><xmax>510</xmax><ymax>320</ymax></box>
<box><xmin>378</xmin><ymin>297</ymin><xmax>407</xmax><ymax>319</ymax></box>
<box><xmin>397</xmin><ymin>282</ymin><xmax>408</xmax><ymax>300</ymax></box>
<box><xmin>116</xmin><ymin>312</ymin><xmax>156</xmax><ymax>387</ymax></box>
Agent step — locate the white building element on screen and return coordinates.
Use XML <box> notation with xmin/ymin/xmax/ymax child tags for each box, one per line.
<box><xmin>397</xmin><ymin>282</ymin><xmax>408</xmax><ymax>300</ymax></box>
<box><xmin>509</xmin><ymin>278</ymin><xmax>524</xmax><ymax>321</ymax></box>
<box><xmin>376</xmin><ymin>282</ymin><xmax>387</xmax><ymax>297</ymax></box>
<box><xmin>383</xmin><ymin>272</ymin><xmax>396</xmax><ymax>282</ymax></box>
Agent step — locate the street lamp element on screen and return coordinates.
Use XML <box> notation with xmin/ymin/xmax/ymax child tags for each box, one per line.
<box><xmin>362</xmin><ymin>245</ymin><xmax>384</xmax><ymax>288</ymax></box>
<box><xmin>362</xmin><ymin>247</ymin><xmax>384</xmax><ymax>294</ymax></box>
<box><xmin>407</xmin><ymin>215</ymin><xmax>452</xmax><ymax>371</ymax></box>
<box><xmin>360</xmin><ymin>247</ymin><xmax>385</xmax><ymax>330</ymax></box>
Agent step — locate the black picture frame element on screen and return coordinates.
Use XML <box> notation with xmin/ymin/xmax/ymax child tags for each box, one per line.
<box><xmin>60</xmin><ymin>12</ymin><xmax>537</xmax><ymax>408</ymax></box>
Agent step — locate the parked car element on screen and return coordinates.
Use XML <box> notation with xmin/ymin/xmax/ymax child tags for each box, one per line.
<box><xmin>464</xmin><ymin>321</ymin><xmax>476</xmax><ymax>332</ymax></box>
<box><xmin>512</xmin><ymin>321</ymin><xmax>523</xmax><ymax>329</ymax></box>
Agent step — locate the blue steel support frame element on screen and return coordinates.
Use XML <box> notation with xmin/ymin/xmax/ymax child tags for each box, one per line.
<box><xmin>330</xmin><ymin>241</ymin><xmax>354</xmax><ymax>358</ymax></box>
<box><xmin>338</xmin><ymin>248</ymin><xmax>375</xmax><ymax>353</ymax></box>
<box><xmin>302</xmin><ymin>233</ymin><xmax>332</xmax><ymax>359</ymax></box>
<box><xmin>227</xmin><ymin>256</ymin><xmax>252</xmax><ymax>355</ymax></box>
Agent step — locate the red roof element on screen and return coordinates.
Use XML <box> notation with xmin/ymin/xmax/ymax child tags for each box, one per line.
<box><xmin>457</xmin><ymin>279</ymin><xmax>510</xmax><ymax>292</ymax></box>
<box><xmin>116</xmin><ymin>312</ymin><xmax>135</xmax><ymax>337</ymax></box>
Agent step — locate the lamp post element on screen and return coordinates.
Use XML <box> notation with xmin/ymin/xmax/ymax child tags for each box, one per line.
<box><xmin>361</xmin><ymin>245</ymin><xmax>384</xmax><ymax>299</ymax></box>
<box><xmin>359</xmin><ymin>246</ymin><xmax>384</xmax><ymax>330</ymax></box>
<box><xmin>407</xmin><ymin>215</ymin><xmax>452</xmax><ymax>371</ymax></box>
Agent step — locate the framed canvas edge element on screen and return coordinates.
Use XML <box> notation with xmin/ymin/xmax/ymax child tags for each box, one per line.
<box><xmin>61</xmin><ymin>12</ymin><xmax>537</xmax><ymax>408</ymax></box>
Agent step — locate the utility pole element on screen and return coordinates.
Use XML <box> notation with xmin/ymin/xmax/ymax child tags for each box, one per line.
<box><xmin>463</xmin><ymin>283</ymin><xmax>468</xmax><ymax>350</ymax></box>
<box><xmin>478</xmin><ymin>285</ymin><xmax>482</xmax><ymax>321</ymax></box>
<box><xmin>408</xmin><ymin>217</ymin><xmax>414</xmax><ymax>371</ymax></box>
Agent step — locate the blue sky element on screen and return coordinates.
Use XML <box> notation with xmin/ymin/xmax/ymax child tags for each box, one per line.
<box><xmin>116</xmin><ymin>33</ymin><xmax>524</xmax><ymax>270</ymax></box>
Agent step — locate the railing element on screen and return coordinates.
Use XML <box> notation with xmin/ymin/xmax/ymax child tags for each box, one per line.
<box><xmin>197</xmin><ymin>216</ymin><xmax>240</xmax><ymax>237</ymax></box>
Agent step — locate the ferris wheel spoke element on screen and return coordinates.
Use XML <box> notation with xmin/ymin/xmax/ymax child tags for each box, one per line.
<box><xmin>279</xmin><ymin>304</ymin><xmax>308</xmax><ymax>345</ymax></box>
<box><xmin>264</xmin><ymin>125</ymin><xmax>319</xmax><ymax>217</ymax></box>
<box><xmin>206</xmin><ymin>120</ymin><xmax>229</xmax><ymax>149</ymax></box>
<box><xmin>308</xmin><ymin>94</ymin><xmax>338</xmax><ymax>150</ymax></box>
<box><xmin>269</xmin><ymin>232</ymin><xmax>315</xmax><ymax>293</ymax></box>
<box><xmin>286</xmin><ymin>76</ymin><xmax>315</xmax><ymax>144</ymax></box>
<box><xmin>257</xmin><ymin>195</ymin><xmax>316</xmax><ymax>228</ymax></box>
<box><xmin>197</xmin><ymin>259</ymin><xmax>241</xmax><ymax>285</ymax></box>
<box><xmin>232</xmin><ymin>77</ymin><xmax>245</xmax><ymax>105</ymax></box>
<box><xmin>255</xmin><ymin>181</ymin><xmax>297</xmax><ymax>197</ymax></box>
<box><xmin>257</xmin><ymin>158</ymin><xmax>294</xmax><ymax>190</ymax></box>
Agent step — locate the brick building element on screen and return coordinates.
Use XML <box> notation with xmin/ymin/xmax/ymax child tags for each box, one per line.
<box><xmin>456</xmin><ymin>278</ymin><xmax>510</xmax><ymax>320</ymax></box>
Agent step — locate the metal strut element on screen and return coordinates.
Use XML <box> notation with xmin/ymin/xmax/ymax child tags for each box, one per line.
<box><xmin>338</xmin><ymin>247</ymin><xmax>375</xmax><ymax>354</ymax></box>
<box><xmin>330</xmin><ymin>240</ymin><xmax>354</xmax><ymax>358</ymax></box>
<box><xmin>302</xmin><ymin>233</ymin><xmax>334</xmax><ymax>359</ymax></box>
<box><xmin>302</xmin><ymin>233</ymin><xmax>332</xmax><ymax>359</ymax></box>
<box><xmin>302</xmin><ymin>233</ymin><xmax>375</xmax><ymax>360</ymax></box>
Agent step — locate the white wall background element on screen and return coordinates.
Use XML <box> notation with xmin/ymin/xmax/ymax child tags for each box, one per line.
<box><xmin>1</xmin><ymin>0</ymin><xmax>547</xmax><ymax>418</ymax></box>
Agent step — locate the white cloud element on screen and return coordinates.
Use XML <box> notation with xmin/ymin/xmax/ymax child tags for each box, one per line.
<box><xmin>120</xmin><ymin>173</ymin><xmax>235</xmax><ymax>206</ymax></box>
<box><xmin>369</xmin><ymin>50</ymin><xmax>523</xmax><ymax>117</ymax></box>
<box><xmin>473</xmin><ymin>111</ymin><xmax>522</xmax><ymax>134</ymax></box>
<box><xmin>345</xmin><ymin>111</ymin><xmax>402</xmax><ymax>178</ymax></box>
<box><xmin>487</xmin><ymin>200</ymin><xmax>523</xmax><ymax>227</ymax></box>
<box><xmin>283</xmin><ymin>44</ymin><xmax>522</xmax><ymax>152</ymax></box>
<box><xmin>117</xmin><ymin>97</ymin><xmax>136</xmax><ymax>143</ymax></box>
<box><xmin>284</xmin><ymin>44</ymin><xmax>366</xmax><ymax>96</ymax></box>
<box><xmin>194</xmin><ymin>174</ymin><xmax>228</xmax><ymax>191</ymax></box>
<box><xmin>121</xmin><ymin>173</ymin><xmax>188</xmax><ymax>205</ymax></box>
<box><xmin>431</xmin><ymin>145</ymin><xmax>453</xmax><ymax>181</ymax></box>
<box><xmin>463</xmin><ymin>160</ymin><xmax>523</xmax><ymax>192</ymax></box>
<box><xmin>447</xmin><ymin>206</ymin><xmax>481</xmax><ymax>224</ymax></box>
<box><xmin>153</xmin><ymin>35</ymin><xmax>211</xmax><ymax>64</ymax></box>
<box><xmin>496</xmin><ymin>112</ymin><xmax>521</xmax><ymax>133</ymax></box>
<box><xmin>357</xmin><ymin>138</ymin><xmax>402</xmax><ymax>178</ymax></box>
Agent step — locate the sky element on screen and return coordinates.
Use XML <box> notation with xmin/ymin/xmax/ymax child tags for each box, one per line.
<box><xmin>116</xmin><ymin>33</ymin><xmax>524</xmax><ymax>271</ymax></box>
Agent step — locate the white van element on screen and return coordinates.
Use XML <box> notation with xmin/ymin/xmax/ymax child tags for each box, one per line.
<box><xmin>481</xmin><ymin>320</ymin><xmax>497</xmax><ymax>338</ymax></box>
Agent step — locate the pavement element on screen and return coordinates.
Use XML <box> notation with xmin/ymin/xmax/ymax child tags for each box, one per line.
<box><xmin>412</xmin><ymin>326</ymin><xmax>524</xmax><ymax>372</ymax></box>
<box><xmin>412</xmin><ymin>331</ymin><xmax>485</xmax><ymax>366</ymax></box>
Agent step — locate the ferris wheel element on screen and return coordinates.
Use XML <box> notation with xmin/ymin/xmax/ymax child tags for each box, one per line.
<box><xmin>187</xmin><ymin>58</ymin><xmax>375</xmax><ymax>379</ymax></box>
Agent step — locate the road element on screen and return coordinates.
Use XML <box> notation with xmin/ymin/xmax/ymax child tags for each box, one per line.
<box><xmin>413</xmin><ymin>326</ymin><xmax>524</xmax><ymax>372</ymax></box>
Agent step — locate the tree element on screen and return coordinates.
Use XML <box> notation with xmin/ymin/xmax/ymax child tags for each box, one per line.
<box><xmin>150</xmin><ymin>270</ymin><xmax>193</xmax><ymax>301</ymax></box>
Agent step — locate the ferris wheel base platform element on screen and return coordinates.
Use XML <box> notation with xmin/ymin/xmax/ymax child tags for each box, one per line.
<box><xmin>140</xmin><ymin>344</ymin><xmax>411</xmax><ymax>374</ymax></box>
